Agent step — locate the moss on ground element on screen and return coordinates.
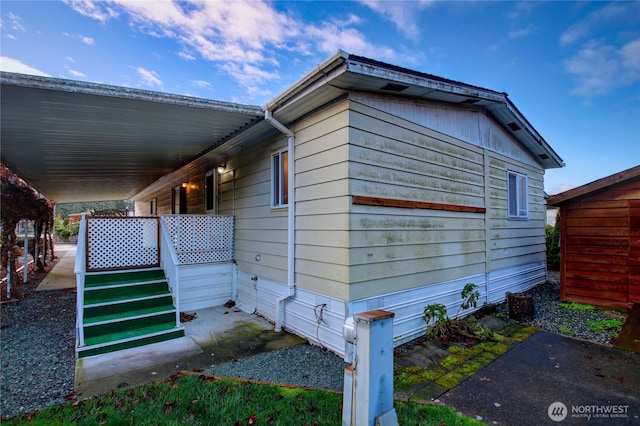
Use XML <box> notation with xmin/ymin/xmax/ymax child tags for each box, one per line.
<box><xmin>394</xmin><ymin>319</ymin><xmax>538</xmax><ymax>398</ymax></box>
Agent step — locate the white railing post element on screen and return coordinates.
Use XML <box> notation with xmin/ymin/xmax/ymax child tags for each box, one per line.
<box><xmin>74</xmin><ymin>213</ymin><xmax>87</xmax><ymax>349</ymax></box>
<box><xmin>159</xmin><ymin>215</ymin><xmax>181</xmax><ymax>328</ymax></box>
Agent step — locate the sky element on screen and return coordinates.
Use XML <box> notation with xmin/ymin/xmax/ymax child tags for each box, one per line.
<box><xmin>1</xmin><ymin>0</ymin><xmax>639</xmax><ymax>196</ymax></box>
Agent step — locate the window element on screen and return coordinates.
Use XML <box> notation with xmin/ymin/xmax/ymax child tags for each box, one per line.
<box><xmin>172</xmin><ymin>185</ymin><xmax>187</xmax><ymax>214</ymax></box>
<box><xmin>272</xmin><ymin>149</ymin><xmax>288</xmax><ymax>207</ymax></box>
<box><xmin>205</xmin><ymin>170</ymin><xmax>218</xmax><ymax>214</ymax></box>
<box><xmin>507</xmin><ymin>170</ymin><xmax>528</xmax><ymax>219</ymax></box>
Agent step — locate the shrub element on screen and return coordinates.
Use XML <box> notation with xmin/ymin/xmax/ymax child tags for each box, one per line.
<box><xmin>545</xmin><ymin>211</ymin><xmax>560</xmax><ymax>270</ymax></box>
<box><xmin>423</xmin><ymin>283</ymin><xmax>496</xmax><ymax>343</ymax></box>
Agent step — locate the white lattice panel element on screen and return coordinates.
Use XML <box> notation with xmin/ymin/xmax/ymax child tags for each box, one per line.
<box><xmin>87</xmin><ymin>217</ymin><xmax>159</xmax><ymax>271</ymax></box>
<box><xmin>162</xmin><ymin>215</ymin><xmax>234</xmax><ymax>265</ymax></box>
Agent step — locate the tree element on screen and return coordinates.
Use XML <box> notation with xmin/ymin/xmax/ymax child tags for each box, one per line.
<box><xmin>1</xmin><ymin>163</ymin><xmax>54</xmax><ymax>299</ymax></box>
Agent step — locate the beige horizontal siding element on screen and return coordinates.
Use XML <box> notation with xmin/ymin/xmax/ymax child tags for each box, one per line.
<box><xmin>486</xmin><ymin>151</ymin><xmax>546</xmax><ymax>272</ymax></box>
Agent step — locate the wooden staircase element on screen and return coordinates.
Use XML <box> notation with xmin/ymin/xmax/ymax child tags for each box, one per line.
<box><xmin>77</xmin><ymin>268</ymin><xmax>184</xmax><ymax>358</ymax></box>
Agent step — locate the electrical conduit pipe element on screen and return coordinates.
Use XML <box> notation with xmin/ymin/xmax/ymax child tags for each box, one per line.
<box><xmin>265</xmin><ymin>110</ymin><xmax>295</xmax><ymax>332</ymax></box>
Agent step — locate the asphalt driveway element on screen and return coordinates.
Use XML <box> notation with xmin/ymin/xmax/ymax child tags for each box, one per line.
<box><xmin>439</xmin><ymin>331</ymin><xmax>640</xmax><ymax>425</ymax></box>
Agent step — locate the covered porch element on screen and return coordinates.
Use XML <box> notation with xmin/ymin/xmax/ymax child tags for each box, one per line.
<box><xmin>37</xmin><ymin>226</ymin><xmax>303</xmax><ymax>396</ymax></box>
<box><xmin>75</xmin><ymin>213</ymin><xmax>237</xmax><ymax>357</ymax></box>
<box><xmin>1</xmin><ymin>72</ymin><xmax>288</xmax><ymax>361</ymax></box>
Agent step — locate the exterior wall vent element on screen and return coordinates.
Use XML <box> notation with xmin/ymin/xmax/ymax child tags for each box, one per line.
<box><xmin>507</xmin><ymin>122</ymin><xmax>521</xmax><ymax>131</ymax></box>
<box><xmin>539</xmin><ymin>153</ymin><xmax>549</xmax><ymax>160</ymax></box>
<box><xmin>381</xmin><ymin>83</ymin><xmax>409</xmax><ymax>92</ymax></box>
<box><xmin>461</xmin><ymin>98</ymin><xmax>479</xmax><ymax>104</ymax></box>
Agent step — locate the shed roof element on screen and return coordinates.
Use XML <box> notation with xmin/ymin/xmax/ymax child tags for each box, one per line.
<box><xmin>547</xmin><ymin>165</ymin><xmax>640</xmax><ymax>206</ymax></box>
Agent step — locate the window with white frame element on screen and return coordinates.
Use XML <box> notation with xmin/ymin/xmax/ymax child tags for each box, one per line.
<box><xmin>271</xmin><ymin>149</ymin><xmax>288</xmax><ymax>208</ymax></box>
<box><xmin>205</xmin><ymin>169</ymin><xmax>218</xmax><ymax>214</ymax></box>
<box><xmin>507</xmin><ymin>170</ymin><xmax>528</xmax><ymax>219</ymax></box>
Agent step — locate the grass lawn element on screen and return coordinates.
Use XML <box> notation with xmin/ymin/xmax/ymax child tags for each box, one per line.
<box><xmin>4</xmin><ymin>373</ymin><xmax>482</xmax><ymax>425</ymax></box>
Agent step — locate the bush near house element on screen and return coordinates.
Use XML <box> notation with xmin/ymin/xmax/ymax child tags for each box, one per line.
<box><xmin>545</xmin><ymin>212</ymin><xmax>560</xmax><ymax>270</ymax></box>
<box><xmin>54</xmin><ymin>215</ymin><xmax>79</xmax><ymax>240</ymax></box>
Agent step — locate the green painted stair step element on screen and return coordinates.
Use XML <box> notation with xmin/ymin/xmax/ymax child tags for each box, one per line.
<box><xmin>84</xmin><ymin>313</ymin><xmax>178</xmax><ymax>341</ymax></box>
<box><xmin>84</xmin><ymin>281</ymin><xmax>170</xmax><ymax>305</ymax></box>
<box><xmin>78</xmin><ymin>268</ymin><xmax>185</xmax><ymax>358</ymax></box>
<box><xmin>84</xmin><ymin>269</ymin><xmax>166</xmax><ymax>288</ymax></box>
<box><xmin>78</xmin><ymin>328</ymin><xmax>185</xmax><ymax>358</ymax></box>
<box><xmin>84</xmin><ymin>295</ymin><xmax>175</xmax><ymax>323</ymax></box>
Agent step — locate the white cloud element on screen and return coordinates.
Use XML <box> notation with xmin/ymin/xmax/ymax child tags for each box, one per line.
<box><xmin>191</xmin><ymin>80</ymin><xmax>212</xmax><ymax>90</ymax></box>
<box><xmin>68</xmin><ymin>68</ymin><xmax>87</xmax><ymax>79</ymax></box>
<box><xmin>178</xmin><ymin>51</ymin><xmax>195</xmax><ymax>61</ymax></box>
<box><xmin>0</xmin><ymin>56</ymin><xmax>49</xmax><ymax>76</ymax></box>
<box><xmin>560</xmin><ymin>2</ymin><xmax>640</xmax><ymax>97</ymax></box>
<box><xmin>63</xmin><ymin>0</ymin><xmax>400</xmax><ymax>97</ymax></box>
<box><xmin>306</xmin><ymin>23</ymin><xmax>397</xmax><ymax>62</ymax></box>
<box><xmin>63</xmin><ymin>0</ymin><xmax>118</xmax><ymax>23</ymax></box>
<box><xmin>6</xmin><ymin>12</ymin><xmax>26</xmax><ymax>32</ymax></box>
<box><xmin>559</xmin><ymin>2</ymin><xmax>639</xmax><ymax>47</ymax></box>
<box><xmin>620</xmin><ymin>38</ymin><xmax>640</xmax><ymax>81</ymax></box>
<box><xmin>358</xmin><ymin>0</ymin><xmax>434</xmax><ymax>40</ymax></box>
<box><xmin>66</xmin><ymin>56</ymin><xmax>76</xmax><ymax>63</ymax></box>
<box><xmin>565</xmin><ymin>38</ymin><xmax>640</xmax><ymax>96</ymax></box>
<box><xmin>63</xmin><ymin>32</ymin><xmax>96</xmax><ymax>45</ymax></box>
<box><xmin>509</xmin><ymin>26</ymin><xmax>533</xmax><ymax>40</ymax></box>
<box><xmin>80</xmin><ymin>35</ymin><xmax>95</xmax><ymax>45</ymax></box>
<box><xmin>219</xmin><ymin>62</ymin><xmax>276</xmax><ymax>97</ymax></box>
<box><xmin>129</xmin><ymin>66</ymin><xmax>163</xmax><ymax>89</ymax></box>
<box><xmin>4</xmin><ymin>33</ymin><xmax>16</xmax><ymax>40</ymax></box>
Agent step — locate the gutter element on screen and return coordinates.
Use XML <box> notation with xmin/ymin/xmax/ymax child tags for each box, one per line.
<box><xmin>264</xmin><ymin>110</ymin><xmax>295</xmax><ymax>332</ymax></box>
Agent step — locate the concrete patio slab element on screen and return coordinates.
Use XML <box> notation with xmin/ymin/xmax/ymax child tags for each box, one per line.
<box><xmin>74</xmin><ymin>305</ymin><xmax>305</xmax><ymax>398</ymax></box>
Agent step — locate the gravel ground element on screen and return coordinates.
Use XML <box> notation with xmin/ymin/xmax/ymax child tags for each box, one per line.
<box><xmin>206</xmin><ymin>344</ymin><xmax>348</xmax><ymax>391</ymax></box>
<box><xmin>0</xmin><ymin>269</ymin><xmax>628</xmax><ymax>420</ymax></box>
<box><xmin>1</xmin><ymin>288</ymin><xmax>76</xmax><ymax>420</ymax></box>
<box><xmin>495</xmin><ymin>271</ymin><xmax>627</xmax><ymax>346</ymax></box>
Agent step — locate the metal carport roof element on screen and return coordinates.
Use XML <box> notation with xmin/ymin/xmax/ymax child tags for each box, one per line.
<box><xmin>0</xmin><ymin>72</ymin><xmax>264</xmax><ymax>203</ymax></box>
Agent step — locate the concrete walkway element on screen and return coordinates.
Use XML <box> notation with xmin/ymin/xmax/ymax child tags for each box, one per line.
<box><xmin>36</xmin><ymin>243</ymin><xmax>77</xmax><ymax>291</ymax></box>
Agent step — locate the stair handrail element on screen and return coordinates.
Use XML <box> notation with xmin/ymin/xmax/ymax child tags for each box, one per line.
<box><xmin>74</xmin><ymin>213</ymin><xmax>88</xmax><ymax>348</ymax></box>
<box><xmin>159</xmin><ymin>215</ymin><xmax>181</xmax><ymax>328</ymax></box>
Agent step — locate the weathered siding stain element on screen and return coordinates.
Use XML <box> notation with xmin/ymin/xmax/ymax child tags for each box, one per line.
<box><xmin>352</xmin><ymin>92</ymin><xmax>540</xmax><ymax>169</ymax></box>
<box><xmin>346</xmin><ymin>96</ymin><xmax>545</xmax><ymax>300</ymax></box>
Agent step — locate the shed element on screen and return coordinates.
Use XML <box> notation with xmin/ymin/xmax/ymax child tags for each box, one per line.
<box><xmin>547</xmin><ymin>165</ymin><xmax>640</xmax><ymax>310</ymax></box>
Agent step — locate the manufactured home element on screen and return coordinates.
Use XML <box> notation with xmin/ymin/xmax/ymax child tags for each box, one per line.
<box><xmin>126</xmin><ymin>52</ymin><xmax>564</xmax><ymax>356</ymax></box>
<box><xmin>547</xmin><ymin>165</ymin><xmax>640</xmax><ymax>310</ymax></box>
<box><xmin>1</xmin><ymin>51</ymin><xmax>564</xmax><ymax>357</ymax></box>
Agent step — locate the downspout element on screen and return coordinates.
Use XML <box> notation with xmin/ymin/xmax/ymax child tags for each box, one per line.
<box><xmin>265</xmin><ymin>110</ymin><xmax>295</xmax><ymax>332</ymax></box>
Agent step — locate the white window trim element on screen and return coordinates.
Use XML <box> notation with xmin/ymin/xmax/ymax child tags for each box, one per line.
<box><xmin>205</xmin><ymin>169</ymin><xmax>218</xmax><ymax>214</ymax></box>
<box><xmin>507</xmin><ymin>170</ymin><xmax>529</xmax><ymax>220</ymax></box>
<box><xmin>271</xmin><ymin>149</ymin><xmax>289</xmax><ymax>208</ymax></box>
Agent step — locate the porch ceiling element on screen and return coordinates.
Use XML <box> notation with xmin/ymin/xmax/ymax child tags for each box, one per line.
<box><xmin>0</xmin><ymin>72</ymin><xmax>264</xmax><ymax>203</ymax></box>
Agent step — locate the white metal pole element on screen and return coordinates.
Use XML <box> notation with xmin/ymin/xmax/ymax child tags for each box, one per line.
<box><xmin>23</xmin><ymin>222</ymin><xmax>29</xmax><ymax>284</ymax></box>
